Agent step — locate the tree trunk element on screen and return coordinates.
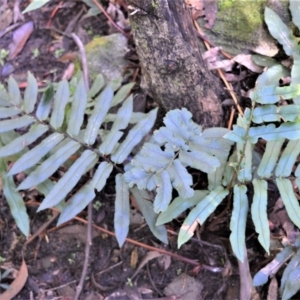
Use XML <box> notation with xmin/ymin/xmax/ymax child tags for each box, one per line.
<box><xmin>128</xmin><ymin>0</ymin><xmax>224</xmax><ymax>127</ymax></box>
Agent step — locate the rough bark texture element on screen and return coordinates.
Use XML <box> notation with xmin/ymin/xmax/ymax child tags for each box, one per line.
<box><xmin>128</xmin><ymin>0</ymin><xmax>223</xmax><ymax>127</ymax></box>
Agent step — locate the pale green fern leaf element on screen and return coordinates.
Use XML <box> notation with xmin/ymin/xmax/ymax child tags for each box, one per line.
<box><xmin>17</xmin><ymin>140</ymin><xmax>81</xmax><ymax>190</ymax></box>
<box><xmin>255</xmin><ymin>64</ymin><xmax>289</xmax><ymax>87</ymax></box>
<box><xmin>8</xmin><ymin>76</ymin><xmax>21</xmax><ymax>106</ymax></box>
<box><xmin>0</xmin><ymin>107</ymin><xmax>21</xmax><ymax>118</ymax></box>
<box><xmin>0</xmin><ymin>115</ymin><xmax>34</xmax><ymax>133</ymax></box>
<box><xmin>114</xmin><ymin>174</ymin><xmax>130</xmax><ymax>247</ymax></box>
<box><xmin>290</xmin><ymin>0</ymin><xmax>300</xmax><ymax>29</ymax></box>
<box><xmin>178</xmin><ymin>186</ymin><xmax>228</xmax><ymax>248</ymax></box>
<box><xmin>130</xmin><ymin>187</ymin><xmax>168</xmax><ymax>244</ymax></box>
<box><xmin>50</xmin><ymin>80</ymin><xmax>70</xmax><ymax>129</ymax></box>
<box><xmin>275</xmin><ymin>140</ymin><xmax>300</xmax><ymax>176</ymax></box>
<box><xmin>249</xmin><ymin>122</ymin><xmax>300</xmax><ymax>143</ymax></box>
<box><xmin>111</xmin><ymin>82</ymin><xmax>135</xmax><ymax>107</ymax></box>
<box><xmin>154</xmin><ymin>127</ymin><xmax>187</xmax><ymax>151</ymax></box>
<box><xmin>237</xmin><ymin>141</ymin><xmax>253</xmax><ymax>182</ymax></box>
<box><xmin>276</xmin><ymin>178</ymin><xmax>300</xmax><ymax>228</ymax></box>
<box><xmin>252</xmin><ymin>179</ymin><xmax>270</xmax><ymax>254</ymax></box>
<box><xmin>264</xmin><ymin>7</ymin><xmax>297</xmax><ymax>56</ymax></box>
<box><xmin>0</xmin><ymin>89</ymin><xmax>10</xmax><ymax>106</ymax></box>
<box><xmin>156</xmin><ymin>190</ymin><xmax>209</xmax><ymax>226</ymax></box>
<box><xmin>2</xmin><ymin>174</ymin><xmax>29</xmax><ymax>237</ymax></box>
<box><xmin>124</xmin><ymin>167</ymin><xmax>154</xmax><ymax>190</ymax></box>
<box><xmin>230</xmin><ymin>184</ymin><xmax>248</xmax><ymax>262</ymax></box>
<box><xmin>24</xmin><ymin>72</ymin><xmax>38</xmax><ymax>113</ymax></box>
<box><xmin>36</xmin><ymin>84</ymin><xmax>54</xmax><ymax>120</ymax></box>
<box><xmin>8</xmin><ymin>132</ymin><xmax>64</xmax><ymax>175</ymax></box>
<box><xmin>292</xmin><ymin>53</ymin><xmax>300</xmax><ymax>105</ymax></box>
<box><xmin>57</xmin><ymin>183</ymin><xmax>96</xmax><ymax>225</ymax></box>
<box><xmin>257</xmin><ymin>140</ymin><xmax>284</xmax><ymax>178</ymax></box>
<box><xmin>84</xmin><ymin>86</ymin><xmax>114</xmax><ymax>145</ymax></box>
<box><xmin>252</xmin><ymin>105</ymin><xmax>279</xmax><ymax>123</ymax></box>
<box><xmin>282</xmin><ymin>266</ymin><xmax>300</xmax><ymax>300</ymax></box>
<box><xmin>88</xmin><ymin>74</ymin><xmax>105</xmax><ymax>98</ymax></box>
<box><xmin>179</xmin><ymin>150</ymin><xmax>220</xmax><ymax>173</ymax></box>
<box><xmin>153</xmin><ymin>170</ymin><xmax>173</xmax><ymax>213</ymax></box>
<box><xmin>99</xmin><ymin>131</ymin><xmax>123</xmax><ymax>155</ymax></box>
<box><xmin>281</xmin><ymin>250</ymin><xmax>300</xmax><ymax>295</ymax></box>
<box><xmin>279</xmin><ymin>104</ymin><xmax>300</xmax><ymax>122</ymax></box>
<box><xmin>90</xmin><ymin>161</ymin><xmax>113</xmax><ymax>192</ymax></box>
<box><xmin>208</xmin><ymin>158</ymin><xmax>227</xmax><ymax>190</ymax></box>
<box><xmin>38</xmin><ymin>150</ymin><xmax>97</xmax><ymax>210</ymax></box>
<box><xmin>0</xmin><ymin>124</ymin><xmax>48</xmax><ymax>157</ymax></box>
<box><xmin>110</xmin><ymin>95</ymin><xmax>133</xmax><ymax>130</ymax></box>
<box><xmin>253</xmin><ymin>245</ymin><xmax>294</xmax><ymax>286</ymax></box>
<box><xmin>224</xmin><ymin>125</ymin><xmax>246</xmax><ymax>143</ymax></box>
<box><xmin>111</xmin><ymin>108</ymin><xmax>158</xmax><ymax>164</ymax></box>
<box><xmin>67</xmin><ymin>77</ymin><xmax>87</xmax><ymax>137</ymax></box>
<box><xmin>167</xmin><ymin>159</ymin><xmax>194</xmax><ymax>198</ymax></box>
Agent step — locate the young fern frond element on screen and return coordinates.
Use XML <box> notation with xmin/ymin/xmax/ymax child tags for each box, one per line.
<box><xmin>0</xmin><ymin>73</ymin><xmax>160</xmax><ymax>246</ymax></box>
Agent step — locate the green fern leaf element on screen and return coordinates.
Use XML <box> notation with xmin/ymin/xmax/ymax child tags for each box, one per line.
<box><xmin>153</xmin><ymin>170</ymin><xmax>173</xmax><ymax>213</ymax></box>
<box><xmin>156</xmin><ymin>190</ymin><xmax>209</xmax><ymax>226</ymax></box>
<box><xmin>0</xmin><ymin>107</ymin><xmax>21</xmax><ymax>118</ymax></box>
<box><xmin>0</xmin><ymin>124</ymin><xmax>48</xmax><ymax>157</ymax></box>
<box><xmin>281</xmin><ymin>250</ymin><xmax>300</xmax><ymax>295</ymax></box>
<box><xmin>257</xmin><ymin>140</ymin><xmax>284</xmax><ymax>178</ymax></box>
<box><xmin>222</xmin><ymin>151</ymin><xmax>237</xmax><ymax>186</ymax></box>
<box><xmin>110</xmin><ymin>95</ymin><xmax>133</xmax><ymax>130</ymax></box>
<box><xmin>179</xmin><ymin>150</ymin><xmax>220</xmax><ymax>173</ymax></box>
<box><xmin>224</xmin><ymin>125</ymin><xmax>246</xmax><ymax>144</ymax></box>
<box><xmin>249</xmin><ymin>122</ymin><xmax>300</xmax><ymax>143</ymax></box>
<box><xmin>88</xmin><ymin>74</ymin><xmax>105</xmax><ymax>98</ymax></box>
<box><xmin>2</xmin><ymin>174</ymin><xmax>29</xmax><ymax>236</ymax></box>
<box><xmin>8</xmin><ymin>76</ymin><xmax>21</xmax><ymax>106</ymax></box>
<box><xmin>130</xmin><ymin>187</ymin><xmax>168</xmax><ymax>244</ymax></box>
<box><xmin>230</xmin><ymin>185</ymin><xmax>248</xmax><ymax>262</ymax></box>
<box><xmin>252</xmin><ymin>179</ymin><xmax>270</xmax><ymax>254</ymax></box>
<box><xmin>0</xmin><ymin>115</ymin><xmax>35</xmax><ymax>133</ymax></box>
<box><xmin>8</xmin><ymin>132</ymin><xmax>64</xmax><ymax>175</ymax></box>
<box><xmin>178</xmin><ymin>186</ymin><xmax>228</xmax><ymax>248</ymax></box>
<box><xmin>252</xmin><ymin>105</ymin><xmax>279</xmax><ymax>123</ymax></box>
<box><xmin>0</xmin><ymin>88</ymin><xmax>10</xmax><ymax>106</ymax></box>
<box><xmin>124</xmin><ymin>167</ymin><xmax>153</xmax><ymax>190</ymax></box>
<box><xmin>36</xmin><ymin>84</ymin><xmax>54</xmax><ymax>120</ymax></box>
<box><xmin>290</xmin><ymin>0</ymin><xmax>300</xmax><ymax>30</ymax></box>
<box><xmin>90</xmin><ymin>161</ymin><xmax>113</xmax><ymax>192</ymax></box>
<box><xmin>255</xmin><ymin>64</ymin><xmax>289</xmax><ymax>88</ymax></box>
<box><xmin>84</xmin><ymin>86</ymin><xmax>114</xmax><ymax>145</ymax></box>
<box><xmin>111</xmin><ymin>82</ymin><xmax>135</xmax><ymax>107</ymax></box>
<box><xmin>114</xmin><ymin>174</ymin><xmax>130</xmax><ymax>247</ymax></box>
<box><xmin>253</xmin><ymin>245</ymin><xmax>294</xmax><ymax>286</ymax></box>
<box><xmin>279</xmin><ymin>105</ymin><xmax>300</xmax><ymax>122</ymax></box>
<box><xmin>99</xmin><ymin>131</ymin><xmax>123</xmax><ymax>155</ymax></box>
<box><xmin>282</xmin><ymin>266</ymin><xmax>300</xmax><ymax>300</ymax></box>
<box><xmin>111</xmin><ymin>108</ymin><xmax>158</xmax><ymax>164</ymax></box>
<box><xmin>276</xmin><ymin>178</ymin><xmax>300</xmax><ymax>228</ymax></box>
<box><xmin>154</xmin><ymin>127</ymin><xmax>188</xmax><ymax>151</ymax></box>
<box><xmin>276</xmin><ymin>140</ymin><xmax>300</xmax><ymax>177</ymax></box>
<box><xmin>208</xmin><ymin>158</ymin><xmax>226</xmax><ymax>190</ymax></box>
<box><xmin>67</xmin><ymin>77</ymin><xmax>87</xmax><ymax>137</ymax></box>
<box><xmin>264</xmin><ymin>7</ymin><xmax>297</xmax><ymax>56</ymax></box>
<box><xmin>292</xmin><ymin>53</ymin><xmax>300</xmax><ymax>105</ymax></box>
<box><xmin>17</xmin><ymin>140</ymin><xmax>81</xmax><ymax>190</ymax></box>
<box><xmin>50</xmin><ymin>80</ymin><xmax>70</xmax><ymax>129</ymax></box>
<box><xmin>167</xmin><ymin>159</ymin><xmax>194</xmax><ymax>198</ymax></box>
<box><xmin>24</xmin><ymin>72</ymin><xmax>38</xmax><ymax>113</ymax></box>
<box><xmin>38</xmin><ymin>150</ymin><xmax>97</xmax><ymax>210</ymax></box>
<box><xmin>57</xmin><ymin>183</ymin><xmax>96</xmax><ymax>225</ymax></box>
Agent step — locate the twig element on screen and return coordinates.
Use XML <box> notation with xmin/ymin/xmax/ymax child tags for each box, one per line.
<box><xmin>71</xmin><ymin>33</ymin><xmax>92</xmax><ymax>300</ymax></box>
<box><xmin>92</xmin><ymin>0</ymin><xmax>129</xmax><ymax>38</ymax></box>
<box><xmin>71</xmin><ymin>33</ymin><xmax>89</xmax><ymax>91</ymax></box>
<box><xmin>74</xmin><ymin>202</ymin><xmax>93</xmax><ymax>300</ymax></box>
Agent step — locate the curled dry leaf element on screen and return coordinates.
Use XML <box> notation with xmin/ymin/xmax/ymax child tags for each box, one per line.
<box><xmin>8</xmin><ymin>21</ymin><xmax>34</xmax><ymax>60</ymax></box>
<box><xmin>185</xmin><ymin>0</ymin><xmax>203</xmax><ymax>10</ymax></box>
<box><xmin>0</xmin><ymin>259</ymin><xmax>28</xmax><ymax>300</ymax></box>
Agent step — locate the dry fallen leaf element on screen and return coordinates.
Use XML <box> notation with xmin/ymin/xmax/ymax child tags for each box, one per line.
<box><xmin>0</xmin><ymin>259</ymin><xmax>28</xmax><ymax>300</ymax></box>
<box><xmin>8</xmin><ymin>21</ymin><xmax>34</xmax><ymax>60</ymax></box>
<box><xmin>185</xmin><ymin>0</ymin><xmax>203</xmax><ymax>10</ymax></box>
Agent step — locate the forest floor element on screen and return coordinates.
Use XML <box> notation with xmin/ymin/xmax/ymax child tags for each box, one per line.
<box><xmin>0</xmin><ymin>1</ymin><xmax>297</xmax><ymax>299</ymax></box>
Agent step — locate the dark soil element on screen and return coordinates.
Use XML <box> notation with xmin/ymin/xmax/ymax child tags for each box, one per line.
<box><xmin>0</xmin><ymin>1</ymin><xmax>298</xmax><ymax>300</ymax></box>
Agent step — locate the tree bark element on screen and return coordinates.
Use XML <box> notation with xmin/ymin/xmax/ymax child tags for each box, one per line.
<box><xmin>128</xmin><ymin>0</ymin><xmax>224</xmax><ymax>127</ymax></box>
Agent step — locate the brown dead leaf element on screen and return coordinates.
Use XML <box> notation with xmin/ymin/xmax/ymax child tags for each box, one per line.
<box><xmin>0</xmin><ymin>259</ymin><xmax>28</xmax><ymax>300</ymax></box>
<box><xmin>267</xmin><ymin>276</ymin><xmax>278</xmax><ymax>300</ymax></box>
<box><xmin>233</xmin><ymin>54</ymin><xmax>263</xmax><ymax>73</ymax></box>
<box><xmin>203</xmin><ymin>0</ymin><xmax>217</xmax><ymax>29</ymax></box>
<box><xmin>130</xmin><ymin>247</ymin><xmax>139</xmax><ymax>269</ymax></box>
<box><xmin>8</xmin><ymin>21</ymin><xmax>34</xmax><ymax>60</ymax></box>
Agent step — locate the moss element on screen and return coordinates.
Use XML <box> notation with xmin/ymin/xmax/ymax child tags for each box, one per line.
<box><xmin>214</xmin><ymin>0</ymin><xmax>267</xmax><ymax>42</ymax></box>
